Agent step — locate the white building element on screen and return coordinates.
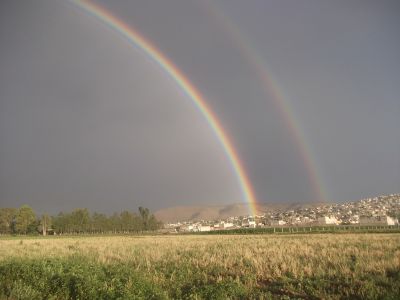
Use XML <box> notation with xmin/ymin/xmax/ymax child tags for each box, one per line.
<box><xmin>180</xmin><ymin>225</ymin><xmax>194</xmax><ymax>232</ymax></box>
<box><xmin>242</xmin><ymin>219</ymin><xmax>256</xmax><ymax>228</ymax></box>
<box><xmin>359</xmin><ymin>215</ymin><xmax>398</xmax><ymax>225</ymax></box>
<box><xmin>349</xmin><ymin>215</ymin><xmax>360</xmax><ymax>224</ymax></box>
<box><xmin>197</xmin><ymin>225</ymin><xmax>211</xmax><ymax>232</ymax></box>
<box><xmin>300</xmin><ymin>216</ymin><xmax>312</xmax><ymax>224</ymax></box>
<box><xmin>270</xmin><ymin>220</ymin><xmax>286</xmax><ymax>226</ymax></box>
<box><xmin>317</xmin><ymin>216</ymin><xmax>339</xmax><ymax>225</ymax></box>
<box><xmin>219</xmin><ymin>222</ymin><xmax>234</xmax><ymax>229</ymax></box>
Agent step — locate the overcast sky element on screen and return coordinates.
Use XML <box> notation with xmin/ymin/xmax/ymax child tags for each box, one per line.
<box><xmin>0</xmin><ymin>0</ymin><xmax>399</xmax><ymax>214</ymax></box>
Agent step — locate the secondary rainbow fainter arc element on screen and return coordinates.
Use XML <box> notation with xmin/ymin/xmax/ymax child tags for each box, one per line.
<box><xmin>70</xmin><ymin>0</ymin><xmax>258</xmax><ymax>216</ymax></box>
<box><xmin>201</xmin><ymin>0</ymin><xmax>328</xmax><ymax>203</ymax></box>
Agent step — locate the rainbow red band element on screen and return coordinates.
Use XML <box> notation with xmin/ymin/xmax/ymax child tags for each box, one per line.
<box><xmin>70</xmin><ymin>0</ymin><xmax>258</xmax><ymax>215</ymax></box>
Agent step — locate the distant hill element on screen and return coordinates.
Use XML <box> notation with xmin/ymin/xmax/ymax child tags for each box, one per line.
<box><xmin>155</xmin><ymin>194</ymin><xmax>400</xmax><ymax>223</ymax></box>
<box><xmin>154</xmin><ymin>201</ymin><xmax>325</xmax><ymax>222</ymax></box>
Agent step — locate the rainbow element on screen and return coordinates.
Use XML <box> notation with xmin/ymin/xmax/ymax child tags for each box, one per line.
<box><xmin>203</xmin><ymin>1</ymin><xmax>328</xmax><ymax>202</ymax></box>
<box><xmin>69</xmin><ymin>0</ymin><xmax>258</xmax><ymax>215</ymax></box>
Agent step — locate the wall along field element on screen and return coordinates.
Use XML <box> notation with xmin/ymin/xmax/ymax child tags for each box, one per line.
<box><xmin>1</xmin><ymin>234</ymin><xmax>399</xmax><ymax>299</ymax></box>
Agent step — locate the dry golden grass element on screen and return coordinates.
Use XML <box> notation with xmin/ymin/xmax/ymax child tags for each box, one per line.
<box><xmin>1</xmin><ymin>233</ymin><xmax>399</xmax><ymax>281</ymax></box>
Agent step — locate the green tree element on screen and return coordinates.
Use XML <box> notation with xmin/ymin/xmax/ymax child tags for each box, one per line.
<box><xmin>52</xmin><ymin>212</ymin><xmax>68</xmax><ymax>234</ymax></box>
<box><xmin>0</xmin><ymin>208</ymin><xmax>16</xmax><ymax>234</ymax></box>
<box><xmin>120</xmin><ymin>211</ymin><xmax>134</xmax><ymax>232</ymax></box>
<box><xmin>91</xmin><ymin>212</ymin><xmax>109</xmax><ymax>233</ymax></box>
<box><xmin>138</xmin><ymin>207</ymin><xmax>162</xmax><ymax>231</ymax></box>
<box><xmin>147</xmin><ymin>214</ymin><xmax>162</xmax><ymax>231</ymax></box>
<box><xmin>14</xmin><ymin>205</ymin><xmax>36</xmax><ymax>234</ymax></box>
<box><xmin>70</xmin><ymin>208</ymin><xmax>90</xmax><ymax>233</ymax></box>
<box><xmin>110</xmin><ymin>213</ymin><xmax>122</xmax><ymax>233</ymax></box>
<box><xmin>139</xmin><ymin>207</ymin><xmax>150</xmax><ymax>230</ymax></box>
<box><xmin>40</xmin><ymin>214</ymin><xmax>51</xmax><ymax>236</ymax></box>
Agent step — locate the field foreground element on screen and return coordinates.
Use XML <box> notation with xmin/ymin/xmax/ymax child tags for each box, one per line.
<box><xmin>0</xmin><ymin>234</ymin><xmax>399</xmax><ymax>299</ymax></box>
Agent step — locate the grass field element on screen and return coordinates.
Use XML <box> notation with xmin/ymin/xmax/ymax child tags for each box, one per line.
<box><xmin>1</xmin><ymin>234</ymin><xmax>399</xmax><ymax>299</ymax></box>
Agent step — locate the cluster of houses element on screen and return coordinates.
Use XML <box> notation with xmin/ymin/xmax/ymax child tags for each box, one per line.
<box><xmin>166</xmin><ymin>194</ymin><xmax>400</xmax><ymax>232</ymax></box>
<box><xmin>172</xmin><ymin>219</ymin><xmax>256</xmax><ymax>233</ymax></box>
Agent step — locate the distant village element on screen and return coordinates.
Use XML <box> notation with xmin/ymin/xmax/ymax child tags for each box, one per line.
<box><xmin>165</xmin><ymin>194</ymin><xmax>400</xmax><ymax>233</ymax></box>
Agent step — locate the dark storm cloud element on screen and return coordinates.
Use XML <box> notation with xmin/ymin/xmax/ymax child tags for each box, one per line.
<box><xmin>0</xmin><ymin>0</ymin><xmax>399</xmax><ymax>213</ymax></box>
<box><xmin>0</xmin><ymin>0</ymin><xmax>241</xmax><ymax>213</ymax></box>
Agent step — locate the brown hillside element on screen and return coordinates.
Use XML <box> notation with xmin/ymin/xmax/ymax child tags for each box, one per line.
<box><xmin>154</xmin><ymin>202</ymin><xmax>325</xmax><ymax>222</ymax></box>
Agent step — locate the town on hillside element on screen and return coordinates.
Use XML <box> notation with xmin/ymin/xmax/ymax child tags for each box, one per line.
<box><xmin>165</xmin><ymin>194</ymin><xmax>400</xmax><ymax>233</ymax></box>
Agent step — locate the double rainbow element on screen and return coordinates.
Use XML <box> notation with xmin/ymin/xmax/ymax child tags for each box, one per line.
<box><xmin>70</xmin><ymin>0</ymin><xmax>258</xmax><ymax>215</ymax></box>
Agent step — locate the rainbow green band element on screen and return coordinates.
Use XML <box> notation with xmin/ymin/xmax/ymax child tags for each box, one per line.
<box><xmin>70</xmin><ymin>0</ymin><xmax>258</xmax><ymax>216</ymax></box>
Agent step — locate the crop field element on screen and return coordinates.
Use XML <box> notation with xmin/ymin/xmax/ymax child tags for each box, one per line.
<box><xmin>1</xmin><ymin>234</ymin><xmax>399</xmax><ymax>299</ymax></box>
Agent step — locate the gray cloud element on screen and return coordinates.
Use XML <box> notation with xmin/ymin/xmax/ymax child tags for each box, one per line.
<box><xmin>0</xmin><ymin>0</ymin><xmax>399</xmax><ymax>213</ymax></box>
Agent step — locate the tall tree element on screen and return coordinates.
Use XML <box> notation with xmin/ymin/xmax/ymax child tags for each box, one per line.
<box><xmin>14</xmin><ymin>205</ymin><xmax>36</xmax><ymax>234</ymax></box>
<box><xmin>148</xmin><ymin>214</ymin><xmax>163</xmax><ymax>231</ymax></box>
<box><xmin>70</xmin><ymin>209</ymin><xmax>90</xmax><ymax>233</ymax></box>
<box><xmin>40</xmin><ymin>214</ymin><xmax>51</xmax><ymax>236</ymax></box>
<box><xmin>0</xmin><ymin>208</ymin><xmax>16</xmax><ymax>234</ymax></box>
<box><xmin>120</xmin><ymin>211</ymin><xmax>134</xmax><ymax>232</ymax></box>
<box><xmin>91</xmin><ymin>212</ymin><xmax>109</xmax><ymax>233</ymax></box>
<box><xmin>139</xmin><ymin>207</ymin><xmax>150</xmax><ymax>230</ymax></box>
<box><xmin>109</xmin><ymin>213</ymin><xmax>121</xmax><ymax>233</ymax></box>
<box><xmin>52</xmin><ymin>212</ymin><xmax>67</xmax><ymax>234</ymax></box>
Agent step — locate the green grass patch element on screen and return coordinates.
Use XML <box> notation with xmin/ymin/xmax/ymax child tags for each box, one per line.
<box><xmin>1</xmin><ymin>256</ymin><xmax>399</xmax><ymax>299</ymax></box>
<box><xmin>0</xmin><ymin>256</ymin><xmax>165</xmax><ymax>300</ymax></box>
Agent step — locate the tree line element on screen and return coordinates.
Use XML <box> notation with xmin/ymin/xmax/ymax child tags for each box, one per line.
<box><xmin>0</xmin><ymin>205</ymin><xmax>162</xmax><ymax>235</ymax></box>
